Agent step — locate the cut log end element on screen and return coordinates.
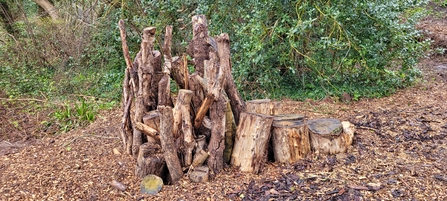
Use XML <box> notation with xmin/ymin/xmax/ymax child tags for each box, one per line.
<box><xmin>308</xmin><ymin>118</ymin><xmax>352</xmax><ymax>155</ymax></box>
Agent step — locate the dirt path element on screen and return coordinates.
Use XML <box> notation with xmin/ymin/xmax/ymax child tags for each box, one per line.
<box><xmin>0</xmin><ymin>56</ymin><xmax>446</xmax><ymax>200</ymax></box>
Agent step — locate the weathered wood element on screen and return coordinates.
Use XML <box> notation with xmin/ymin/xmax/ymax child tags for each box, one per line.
<box><xmin>135</xmin><ymin>142</ymin><xmax>166</xmax><ymax>178</ymax></box>
<box><xmin>272</xmin><ymin>120</ymin><xmax>310</xmax><ymax>164</ymax></box>
<box><xmin>189</xmin><ymin>166</ymin><xmax>209</xmax><ymax>183</ymax></box>
<box><xmin>193</xmin><ymin>93</ymin><xmax>214</xmax><ymax>130</ymax></box>
<box><xmin>246</xmin><ymin>99</ymin><xmax>272</xmax><ymax>116</ymax></box>
<box><xmin>158</xmin><ymin>74</ymin><xmax>173</xmax><ymax>107</ymax></box>
<box><xmin>195</xmin><ymin>135</ymin><xmax>207</xmax><ymax>154</ymax></box>
<box><xmin>191</xmin><ymin>149</ymin><xmax>209</xmax><ymax>168</ymax></box>
<box><xmin>223</xmin><ymin>101</ymin><xmax>236</xmax><ymax>164</ymax></box>
<box><xmin>163</xmin><ymin>25</ymin><xmax>173</xmax><ymax>74</ymax></box>
<box><xmin>188</xmin><ymin>72</ymin><xmax>205</xmax><ymax>115</ymax></box>
<box><xmin>143</xmin><ymin>110</ymin><xmax>160</xmax><ymax>131</ymax></box>
<box><xmin>273</xmin><ymin>114</ymin><xmax>305</xmax><ymax>122</ymax></box>
<box><xmin>134</xmin><ymin>122</ymin><xmax>160</xmax><ymax>143</ymax></box>
<box><xmin>308</xmin><ymin>118</ymin><xmax>350</xmax><ymax>154</ymax></box>
<box><xmin>192</xmin><ymin>15</ymin><xmax>209</xmax><ymax>77</ymax></box>
<box><xmin>207</xmin><ymin>96</ymin><xmax>227</xmax><ymax>177</ymax></box>
<box><xmin>183</xmin><ymin>54</ymin><xmax>189</xmax><ymax>90</ymax></box>
<box><xmin>216</xmin><ymin>33</ymin><xmax>246</xmax><ymax>125</ymax></box>
<box><xmin>158</xmin><ymin>105</ymin><xmax>183</xmax><ymax>184</ymax></box>
<box><xmin>178</xmin><ymin>90</ymin><xmax>194</xmax><ymax>166</ymax></box>
<box><xmin>122</xmin><ymin>94</ymin><xmax>133</xmax><ymax>155</ymax></box>
<box><xmin>172</xmin><ymin>89</ymin><xmax>193</xmax><ymax>139</ymax></box>
<box><xmin>341</xmin><ymin>121</ymin><xmax>355</xmax><ymax>147</ymax></box>
<box><xmin>231</xmin><ymin>112</ymin><xmax>274</xmax><ymax>174</ymax></box>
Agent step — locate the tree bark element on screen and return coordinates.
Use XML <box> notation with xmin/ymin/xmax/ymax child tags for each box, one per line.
<box><xmin>308</xmin><ymin>118</ymin><xmax>350</xmax><ymax>154</ymax></box>
<box><xmin>192</xmin><ymin>15</ymin><xmax>209</xmax><ymax>77</ymax></box>
<box><xmin>135</xmin><ymin>142</ymin><xmax>166</xmax><ymax>178</ymax></box>
<box><xmin>207</xmin><ymin>96</ymin><xmax>227</xmax><ymax>177</ymax></box>
<box><xmin>158</xmin><ymin>105</ymin><xmax>183</xmax><ymax>184</ymax></box>
<box><xmin>216</xmin><ymin>33</ymin><xmax>246</xmax><ymax>125</ymax></box>
<box><xmin>272</xmin><ymin>120</ymin><xmax>310</xmax><ymax>164</ymax></box>
<box><xmin>246</xmin><ymin>99</ymin><xmax>272</xmax><ymax>116</ymax></box>
<box><xmin>231</xmin><ymin>112</ymin><xmax>274</xmax><ymax>174</ymax></box>
<box><xmin>180</xmin><ymin>90</ymin><xmax>194</xmax><ymax>166</ymax></box>
<box><xmin>223</xmin><ymin>101</ymin><xmax>236</xmax><ymax>164</ymax></box>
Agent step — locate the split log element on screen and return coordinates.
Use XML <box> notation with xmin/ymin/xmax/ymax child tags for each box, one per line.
<box><xmin>158</xmin><ymin>105</ymin><xmax>183</xmax><ymax>184</ymax></box>
<box><xmin>308</xmin><ymin>118</ymin><xmax>351</xmax><ymax>154</ymax></box>
<box><xmin>272</xmin><ymin>120</ymin><xmax>310</xmax><ymax>164</ymax></box>
<box><xmin>193</xmin><ymin>93</ymin><xmax>214</xmax><ymax>130</ymax></box>
<box><xmin>172</xmin><ymin>89</ymin><xmax>193</xmax><ymax>139</ymax></box>
<box><xmin>231</xmin><ymin>112</ymin><xmax>274</xmax><ymax>174</ymax></box>
<box><xmin>246</xmin><ymin>99</ymin><xmax>272</xmax><ymax>116</ymax></box>
<box><xmin>135</xmin><ymin>142</ymin><xmax>166</xmax><ymax>178</ymax></box>
<box><xmin>216</xmin><ymin>33</ymin><xmax>246</xmax><ymax>125</ymax></box>
<box><xmin>192</xmin><ymin>15</ymin><xmax>209</xmax><ymax>77</ymax></box>
<box><xmin>178</xmin><ymin>90</ymin><xmax>194</xmax><ymax>166</ymax></box>
<box><xmin>189</xmin><ymin>72</ymin><xmax>205</xmax><ymax>115</ymax></box>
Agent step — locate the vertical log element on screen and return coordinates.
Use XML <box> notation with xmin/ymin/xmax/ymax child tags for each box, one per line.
<box><xmin>246</xmin><ymin>99</ymin><xmax>272</xmax><ymax>115</ymax></box>
<box><xmin>158</xmin><ymin>105</ymin><xmax>183</xmax><ymax>184</ymax></box>
<box><xmin>135</xmin><ymin>142</ymin><xmax>166</xmax><ymax>178</ymax></box>
<box><xmin>179</xmin><ymin>90</ymin><xmax>194</xmax><ymax>166</ymax></box>
<box><xmin>118</xmin><ymin>20</ymin><xmax>133</xmax><ymax>155</ymax></box>
<box><xmin>192</xmin><ymin>15</ymin><xmax>209</xmax><ymax>77</ymax></box>
<box><xmin>272</xmin><ymin>120</ymin><xmax>310</xmax><ymax>164</ymax></box>
<box><xmin>158</xmin><ymin>74</ymin><xmax>173</xmax><ymax>107</ymax></box>
<box><xmin>188</xmin><ymin>72</ymin><xmax>205</xmax><ymax>115</ymax></box>
<box><xmin>216</xmin><ymin>33</ymin><xmax>246</xmax><ymax>125</ymax></box>
<box><xmin>207</xmin><ymin>96</ymin><xmax>227</xmax><ymax>177</ymax></box>
<box><xmin>231</xmin><ymin>112</ymin><xmax>274</xmax><ymax>174</ymax></box>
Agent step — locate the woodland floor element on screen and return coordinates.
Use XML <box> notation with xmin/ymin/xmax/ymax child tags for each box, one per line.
<box><xmin>1</xmin><ymin>3</ymin><xmax>447</xmax><ymax>201</ymax></box>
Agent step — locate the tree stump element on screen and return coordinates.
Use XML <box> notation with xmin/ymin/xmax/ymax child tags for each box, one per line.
<box><xmin>272</xmin><ymin>119</ymin><xmax>310</xmax><ymax>164</ymax></box>
<box><xmin>135</xmin><ymin>142</ymin><xmax>166</xmax><ymax>178</ymax></box>
<box><xmin>308</xmin><ymin>118</ymin><xmax>351</xmax><ymax>154</ymax></box>
<box><xmin>246</xmin><ymin>99</ymin><xmax>272</xmax><ymax>116</ymax></box>
<box><xmin>231</xmin><ymin>112</ymin><xmax>274</xmax><ymax>174</ymax></box>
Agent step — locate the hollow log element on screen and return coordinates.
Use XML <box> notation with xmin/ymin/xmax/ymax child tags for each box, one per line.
<box><xmin>135</xmin><ymin>142</ymin><xmax>166</xmax><ymax>178</ymax></box>
<box><xmin>216</xmin><ymin>33</ymin><xmax>246</xmax><ymax>125</ymax></box>
<box><xmin>272</xmin><ymin>120</ymin><xmax>310</xmax><ymax>164</ymax></box>
<box><xmin>308</xmin><ymin>118</ymin><xmax>351</xmax><ymax>154</ymax></box>
<box><xmin>158</xmin><ymin>105</ymin><xmax>183</xmax><ymax>184</ymax></box>
<box><xmin>246</xmin><ymin>99</ymin><xmax>272</xmax><ymax>116</ymax></box>
<box><xmin>231</xmin><ymin>112</ymin><xmax>274</xmax><ymax>174</ymax></box>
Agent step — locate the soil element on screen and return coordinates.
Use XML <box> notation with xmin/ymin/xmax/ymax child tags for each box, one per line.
<box><xmin>1</xmin><ymin>3</ymin><xmax>447</xmax><ymax>201</ymax></box>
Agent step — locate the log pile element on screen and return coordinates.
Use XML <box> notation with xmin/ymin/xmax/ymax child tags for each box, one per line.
<box><xmin>118</xmin><ymin>16</ymin><xmax>245</xmax><ymax>184</ymax></box>
<box><xmin>118</xmin><ymin>16</ymin><xmax>356</xmax><ymax>184</ymax></box>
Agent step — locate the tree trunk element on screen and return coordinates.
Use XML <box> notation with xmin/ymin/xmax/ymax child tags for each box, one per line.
<box><xmin>180</xmin><ymin>90</ymin><xmax>194</xmax><ymax>166</ymax></box>
<box><xmin>231</xmin><ymin>112</ymin><xmax>274</xmax><ymax>174</ymax></box>
<box><xmin>158</xmin><ymin>105</ymin><xmax>183</xmax><ymax>184</ymax></box>
<box><xmin>192</xmin><ymin>15</ymin><xmax>209</xmax><ymax>77</ymax></box>
<box><xmin>308</xmin><ymin>118</ymin><xmax>351</xmax><ymax>154</ymax></box>
<box><xmin>272</xmin><ymin>120</ymin><xmax>310</xmax><ymax>164</ymax></box>
<box><xmin>216</xmin><ymin>33</ymin><xmax>246</xmax><ymax>125</ymax></box>
<box><xmin>246</xmin><ymin>99</ymin><xmax>272</xmax><ymax>116</ymax></box>
<box><xmin>135</xmin><ymin>142</ymin><xmax>166</xmax><ymax>178</ymax></box>
<box><xmin>207</xmin><ymin>96</ymin><xmax>227</xmax><ymax>177</ymax></box>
